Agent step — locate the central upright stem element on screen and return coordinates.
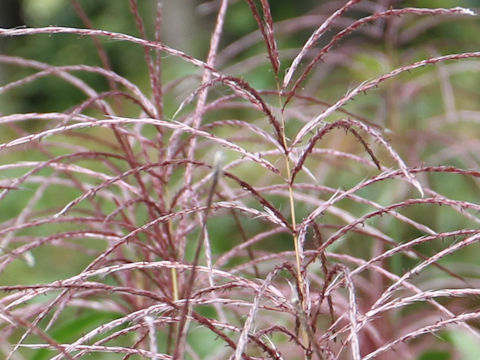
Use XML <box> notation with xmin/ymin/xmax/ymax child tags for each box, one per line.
<box><xmin>276</xmin><ymin>84</ymin><xmax>308</xmax><ymax>347</ymax></box>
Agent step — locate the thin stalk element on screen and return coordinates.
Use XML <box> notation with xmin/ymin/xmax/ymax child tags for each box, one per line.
<box><xmin>171</xmin><ymin>270</ymin><xmax>179</xmax><ymax>301</ymax></box>
<box><xmin>276</xmin><ymin>81</ymin><xmax>309</xmax><ymax>354</ymax></box>
<box><xmin>165</xmin><ymin>192</ymin><xmax>179</xmax><ymax>302</ymax></box>
<box><xmin>166</xmin><ymin>191</ymin><xmax>179</xmax><ymax>354</ymax></box>
<box><xmin>284</xmin><ymin>149</ymin><xmax>302</xmax><ymax>294</ymax></box>
<box><xmin>276</xmin><ymin>85</ymin><xmax>304</xmax><ymax>299</ymax></box>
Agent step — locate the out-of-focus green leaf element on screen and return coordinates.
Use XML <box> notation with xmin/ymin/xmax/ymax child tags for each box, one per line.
<box><xmin>448</xmin><ymin>330</ymin><xmax>480</xmax><ymax>360</ymax></box>
<box><xmin>31</xmin><ymin>310</ymin><xmax>121</xmax><ymax>360</ymax></box>
<box><xmin>418</xmin><ymin>350</ymin><xmax>450</xmax><ymax>360</ymax></box>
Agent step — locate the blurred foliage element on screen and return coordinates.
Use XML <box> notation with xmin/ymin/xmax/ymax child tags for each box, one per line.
<box><xmin>2</xmin><ymin>0</ymin><xmax>479</xmax><ymax>116</ymax></box>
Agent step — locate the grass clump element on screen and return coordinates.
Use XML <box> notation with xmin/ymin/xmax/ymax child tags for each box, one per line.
<box><xmin>0</xmin><ymin>1</ymin><xmax>480</xmax><ymax>359</ymax></box>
